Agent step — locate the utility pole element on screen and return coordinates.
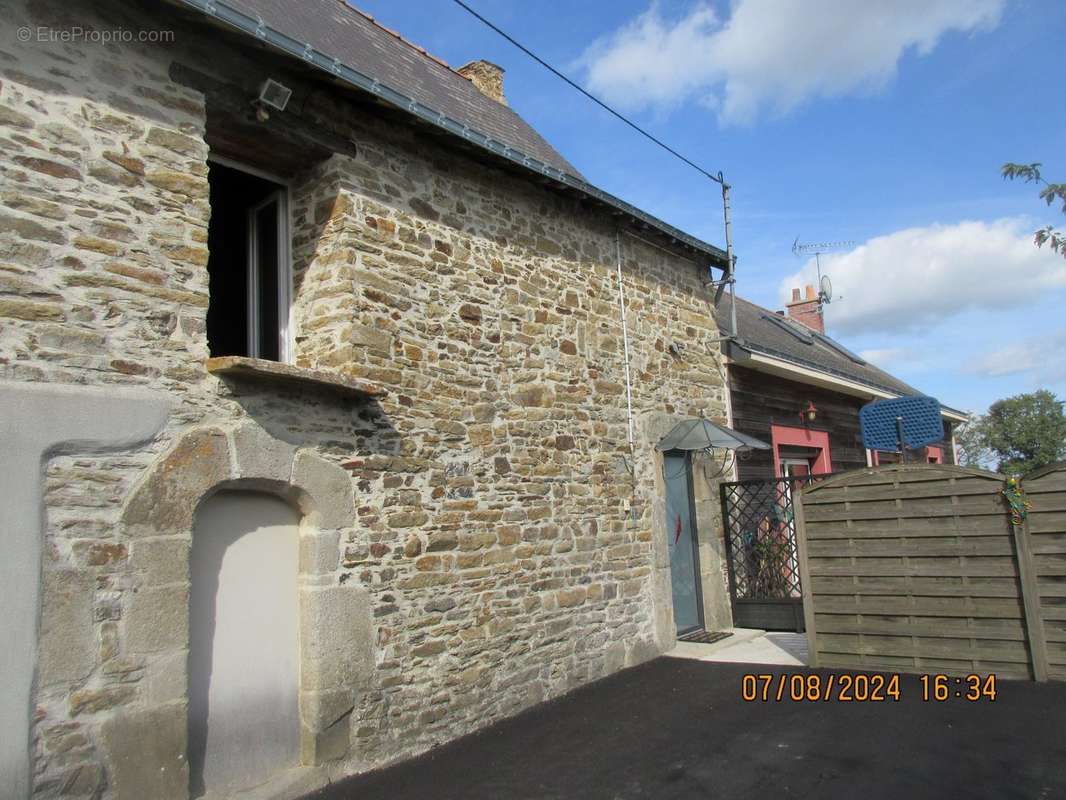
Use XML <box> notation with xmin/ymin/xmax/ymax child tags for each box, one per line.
<box><xmin>721</xmin><ymin>176</ymin><xmax>737</xmax><ymax>339</ymax></box>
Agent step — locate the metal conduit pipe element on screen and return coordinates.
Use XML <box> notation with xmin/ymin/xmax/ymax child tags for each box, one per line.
<box><xmin>615</xmin><ymin>231</ymin><xmax>635</xmax><ymax>447</ymax></box>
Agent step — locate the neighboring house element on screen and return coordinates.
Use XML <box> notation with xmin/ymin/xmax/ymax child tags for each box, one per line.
<box><xmin>0</xmin><ymin>1</ymin><xmax>736</xmax><ymax>798</ymax></box>
<box><xmin>724</xmin><ymin>286</ymin><xmax>967</xmax><ymax>482</ymax></box>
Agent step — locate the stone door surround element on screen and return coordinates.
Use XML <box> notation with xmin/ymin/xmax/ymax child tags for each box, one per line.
<box><xmin>105</xmin><ymin>422</ymin><xmax>372</xmax><ymax>800</ymax></box>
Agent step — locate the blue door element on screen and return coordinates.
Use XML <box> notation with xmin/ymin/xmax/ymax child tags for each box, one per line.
<box><xmin>664</xmin><ymin>452</ymin><xmax>703</xmax><ymax>635</ymax></box>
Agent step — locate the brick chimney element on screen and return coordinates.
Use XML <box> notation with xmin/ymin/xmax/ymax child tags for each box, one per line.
<box><xmin>458</xmin><ymin>60</ymin><xmax>507</xmax><ymax>105</ymax></box>
<box><xmin>786</xmin><ymin>284</ymin><xmax>824</xmax><ymax>334</ymax></box>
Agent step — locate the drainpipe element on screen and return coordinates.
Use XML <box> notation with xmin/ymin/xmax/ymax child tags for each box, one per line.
<box><xmin>616</xmin><ymin>231</ymin><xmax>635</xmax><ymax>447</ymax></box>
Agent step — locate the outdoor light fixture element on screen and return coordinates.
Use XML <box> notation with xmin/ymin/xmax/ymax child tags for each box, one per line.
<box><xmin>253</xmin><ymin>78</ymin><xmax>293</xmax><ymax>122</ymax></box>
<box><xmin>258</xmin><ymin>78</ymin><xmax>292</xmax><ymax>111</ymax></box>
<box><xmin>801</xmin><ymin>401</ymin><xmax>818</xmax><ymax>424</ymax></box>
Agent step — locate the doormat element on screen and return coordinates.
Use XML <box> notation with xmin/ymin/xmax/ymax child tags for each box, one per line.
<box><xmin>678</xmin><ymin>629</ymin><xmax>733</xmax><ymax>645</ymax></box>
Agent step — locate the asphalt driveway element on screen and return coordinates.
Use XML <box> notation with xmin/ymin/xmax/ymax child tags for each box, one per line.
<box><xmin>308</xmin><ymin>657</ymin><xmax>1066</xmax><ymax>800</ymax></box>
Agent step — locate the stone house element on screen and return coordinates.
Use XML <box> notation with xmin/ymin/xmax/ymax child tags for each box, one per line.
<box><xmin>0</xmin><ymin>0</ymin><xmax>739</xmax><ymax>798</ymax></box>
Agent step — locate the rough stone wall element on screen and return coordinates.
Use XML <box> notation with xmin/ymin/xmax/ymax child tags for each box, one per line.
<box><xmin>0</xmin><ymin>0</ymin><xmax>729</xmax><ymax>796</ymax></box>
<box><xmin>0</xmin><ymin>2</ymin><xmax>219</xmax><ymax>795</ymax></box>
<box><xmin>286</xmin><ymin>137</ymin><xmax>731</xmax><ymax>766</ymax></box>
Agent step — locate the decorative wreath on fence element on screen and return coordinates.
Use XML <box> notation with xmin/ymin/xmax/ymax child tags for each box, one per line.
<box><xmin>1002</xmin><ymin>477</ymin><xmax>1032</xmax><ymax>525</ymax></box>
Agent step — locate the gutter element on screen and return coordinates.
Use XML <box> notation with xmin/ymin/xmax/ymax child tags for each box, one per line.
<box><xmin>172</xmin><ymin>0</ymin><xmax>729</xmax><ymax>268</ymax></box>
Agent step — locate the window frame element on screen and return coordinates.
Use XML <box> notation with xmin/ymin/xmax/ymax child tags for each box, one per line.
<box><xmin>246</xmin><ymin>189</ymin><xmax>289</xmax><ymax>362</ymax></box>
<box><xmin>207</xmin><ymin>155</ymin><xmax>294</xmax><ymax>365</ymax></box>
<box><xmin>770</xmin><ymin>423</ymin><xmax>833</xmax><ymax>477</ymax></box>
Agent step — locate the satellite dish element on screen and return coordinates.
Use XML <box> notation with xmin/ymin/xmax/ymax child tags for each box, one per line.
<box><xmin>819</xmin><ymin>274</ymin><xmax>833</xmax><ymax>304</ymax></box>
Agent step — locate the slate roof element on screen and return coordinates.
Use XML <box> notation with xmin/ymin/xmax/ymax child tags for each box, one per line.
<box><xmin>220</xmin><ymin>0</ymin><xmax>581</xmax><ymax>177</ymax></box>
<box><xmin>174</xmin><ymin>0</ymin><xmax>728</xmax><ymax>263</ymax></box>
<box><xmin>728</xmin><ymin>295</ymin><xmax>925</xmax><ymax>398</ymax></box>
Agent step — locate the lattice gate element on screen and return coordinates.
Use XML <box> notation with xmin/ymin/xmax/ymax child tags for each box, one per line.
<box><xmin>720</xmin><ymin>474</ymin><xmax>835</xmax><ymax>631</ymax></box>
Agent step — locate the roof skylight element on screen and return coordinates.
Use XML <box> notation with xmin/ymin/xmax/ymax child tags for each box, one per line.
<box><xmin>814</xmin><ymin>332</ymin><xmax>867</xmax><ymax>365</ymax></box>
<box><xmin>761</xmin><ymin>313</ymin><xmax>814</xmax><ymax>345</ymax></box>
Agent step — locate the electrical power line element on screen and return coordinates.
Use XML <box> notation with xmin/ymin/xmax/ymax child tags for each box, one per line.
<box><xmin>450</xmin><ymin>0</ymin><xmax>724</xmax><ymax>186</ymax></box>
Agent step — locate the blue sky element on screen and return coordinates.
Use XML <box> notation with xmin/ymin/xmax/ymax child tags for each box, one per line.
<box><xmin>352</xmin><ymin>0</ymin><xmax>1066</xmax><ymax>414</ymax></box>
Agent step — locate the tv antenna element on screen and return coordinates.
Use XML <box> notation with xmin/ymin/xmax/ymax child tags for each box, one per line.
<box><xmin>792</xmin><ymin>237</ymin><xmax>853</xmax><ymax>304</ymax></box>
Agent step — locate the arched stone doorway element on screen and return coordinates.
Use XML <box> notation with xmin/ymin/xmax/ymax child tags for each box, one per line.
<box><xmin>189</xmin><ymin>491</ymin><xmax>301</xmax><ymax>797</ymax></box>
<box><xmin>101</xmin><ymin>422</ymin><xmax>373</xmax><ymax>800</ymax></box>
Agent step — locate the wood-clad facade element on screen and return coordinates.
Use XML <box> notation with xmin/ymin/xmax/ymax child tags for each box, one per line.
<box><xmin>728</xmin><ymin>366</ymin><xmax>955</xmax><ymax>482</ymax></box>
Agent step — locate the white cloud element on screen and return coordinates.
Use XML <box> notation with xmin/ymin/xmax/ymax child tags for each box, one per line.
<box><xmin>857</xmin><ymin>347</ymin><xmax>913</xmax><ymax>367</ymax></box>
<box><xmin>578</xmin><ymin>0</ymin><xmax>1003</xmax><ymax>123</ymax></box>
<box><xmin>780</xmin><ymin>218</ymin><xmax>1066</xmax><ymax>336</ymax></box>
<box><xmin>972</xmin><ymin>329</ymin><xmax>1066</xmax><ymax>383</ymax></box>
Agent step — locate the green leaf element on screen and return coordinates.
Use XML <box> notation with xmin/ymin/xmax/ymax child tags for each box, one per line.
<box><xmin>1001</xmin><ymin>161</ymin><xmax>1043</xmax><ymax>183</ymax></box>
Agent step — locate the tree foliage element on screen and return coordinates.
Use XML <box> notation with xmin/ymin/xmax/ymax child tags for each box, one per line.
<box><xmin>956</xmin><ymin>390</ymin><xmax>1066</xmax><ymax>476</ymax></box>
<box><xmin>1001</xmin><ymin>162</ymin><xmax>1066</xmax><ymax>258</ymax></box>
<box><xmin>955</xmin><ymin>413</ymin><xmax>994</xmax><ymax>470</ymax></box>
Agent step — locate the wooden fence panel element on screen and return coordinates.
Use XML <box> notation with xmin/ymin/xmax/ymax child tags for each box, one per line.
<box><xmin>1022</xmin><ymin>461</ymin><xmax>1066</xmax><ymax>680</ymax></box>
<box><xmin>795</xmin><ymin>464</ymin><xmax>1045</xmax><ymax>680</ymax></box>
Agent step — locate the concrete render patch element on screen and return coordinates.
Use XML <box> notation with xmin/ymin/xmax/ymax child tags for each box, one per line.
<box><xmin>684</xmin><ymin>631</ymin><xmax>809</xmax><ymax>666</ymax></box>
<box><xmin>0</xmin><ymin>380</ymin><xmax>168</xmax><ymax>800</ymax></box>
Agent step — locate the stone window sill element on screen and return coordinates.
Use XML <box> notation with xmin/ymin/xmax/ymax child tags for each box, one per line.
<box><xmin>206</xmin><ymin>356</ymin><xmax>387</xmax><ymax>399</ymax></box>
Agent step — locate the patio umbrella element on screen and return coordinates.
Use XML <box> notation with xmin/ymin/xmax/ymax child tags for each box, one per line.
<box><xmin>655</xmin><ymin>414</ymin><xmax>770</xmax><ymax>453</ymax></box>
